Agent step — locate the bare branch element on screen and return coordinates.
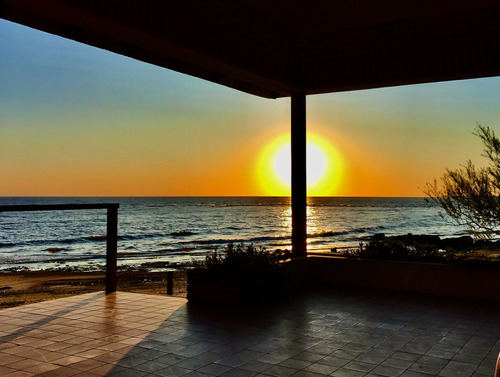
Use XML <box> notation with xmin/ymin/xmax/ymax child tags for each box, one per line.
<box><xmin>425</xmin><ymin>124</ymin><xmax>500</xmax><ymax>238</ymax></box>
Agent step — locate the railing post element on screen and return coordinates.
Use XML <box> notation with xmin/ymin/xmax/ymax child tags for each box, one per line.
<box><xmin>166</xmin><ymin>271</ymin><xmax>173</xmax><ymax>295</ymax></box>
<box><xmin>106</xmin><ymin>205</ymin><xmax>118</xmax><ymax>294</ymax></box>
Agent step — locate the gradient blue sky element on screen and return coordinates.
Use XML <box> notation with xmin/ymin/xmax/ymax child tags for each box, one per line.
<box><xmin>2</xmin><ymin>19</ymin><xmax>500</xmax><ymax>196</ymax></box>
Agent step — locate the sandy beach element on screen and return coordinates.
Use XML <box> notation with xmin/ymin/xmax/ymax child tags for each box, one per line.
<box><xmin>0</xmin><ymin>270</ymin><xmax>187</xmax><ymax>309</ymax></box>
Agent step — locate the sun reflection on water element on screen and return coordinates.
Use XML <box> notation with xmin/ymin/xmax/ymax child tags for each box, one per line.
<box><xmin>278</xmin><ymin>203</ymin><xmax>323</xmax><ymax>249</ymax></box>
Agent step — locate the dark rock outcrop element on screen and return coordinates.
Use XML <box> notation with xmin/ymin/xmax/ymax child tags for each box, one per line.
<box><xmin>370</xmin><ymin>233</ymin><xmax>475</xmax><ymax>250</ymax></box>
<box><xmin>440</xmin><ymin>236</ymin><xmax>474</xmax><ymax>250</ymax></box>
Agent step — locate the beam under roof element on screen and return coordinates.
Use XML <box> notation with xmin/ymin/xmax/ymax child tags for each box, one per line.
<box><xmin>2</xmin><ymin>0</ymin><xmax>500</xmax><ymax>98</ymax></box>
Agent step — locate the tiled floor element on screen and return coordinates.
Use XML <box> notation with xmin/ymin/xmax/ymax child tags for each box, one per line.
<box><xmin>0</xmin><ymin>289</ymin><xmax>499</xmax><ymax>377</ymax></box>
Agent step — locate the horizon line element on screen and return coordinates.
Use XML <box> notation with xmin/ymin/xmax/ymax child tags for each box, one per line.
<box><xmin>0</xmin><ymin>195</ymin><xmax>427</xmax><ymax>199</ymax></box>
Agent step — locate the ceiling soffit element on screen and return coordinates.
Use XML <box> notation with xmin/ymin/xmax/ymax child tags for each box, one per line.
<box><xmin>1</xmin><ymin>0</ymin><xmax>500</xmax><ymax>98</ymax></box>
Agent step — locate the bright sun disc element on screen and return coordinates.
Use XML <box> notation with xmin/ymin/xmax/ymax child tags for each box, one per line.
<box><xmin>257</xmin><ymin>133</ymin><xmax>343</xmax><ymax>196</ymax></box>
<box><xmin>273</xmin><ymin>143</ymin><xmax>327</xmax><ymax>186</ymax></box>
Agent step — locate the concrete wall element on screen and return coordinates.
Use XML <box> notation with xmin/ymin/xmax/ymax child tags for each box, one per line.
<box><xmin>298</xmin><ymin>256</ymin><xmax>500</xmax><ymax>300</ymax></box>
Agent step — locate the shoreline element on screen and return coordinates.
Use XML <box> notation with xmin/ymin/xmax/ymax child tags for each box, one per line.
<box><xmin>2</xmin><ymin>231</ymin><xmax>500</xmax><ymax>310</ymax></box>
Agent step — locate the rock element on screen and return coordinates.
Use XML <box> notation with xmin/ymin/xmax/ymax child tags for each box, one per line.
<box><xmin>473</xmin><ymin>239</ymin><xmax>492</xmax><ymax>248</ymax></box>
<box><xmin>412</xmin><ymin>234</ymin><xmax>441</xmax><ymax>245</ymax></box>
<box><xmin>439</xmin><ymin>236</ymin><xmax>474</xmax><ymax>250</ymax></box>
<box><xmin>368</xmin><ymin>233</ymin><xmax>475</xmax><ymax>250</ymax></box>
<box><xmin>392</xmin><ymin>233</ymin><xmax>441</xmax><ymax>246</ymax></box>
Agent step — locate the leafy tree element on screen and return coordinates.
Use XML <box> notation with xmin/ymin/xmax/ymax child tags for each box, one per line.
<box><xmin>425</xmin><ymin>124</ymin><xmax>500</xmax><ymax>238</ymax></box>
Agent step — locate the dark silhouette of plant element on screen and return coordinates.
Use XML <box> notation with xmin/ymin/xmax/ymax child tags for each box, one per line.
<box><xmin>341</xmin><ymin>234</ymin><xmax>499</xmax><ymax>265</ymax></box>
<box><xmin>205</xmin><ymin>243</ymin><xmax>280</xmax><ymax>277</ymax></box>
<box><xmin>188</xmin><ymin>243</ymin><xmax>292</xmax><ymax>305</ymax></box>
<box><xmin>363</xmin><ymin>239</ymin><xmax>409</xmax><ymax>260</ymax></box>
<box><xmin>425</xmin><ymin>124</ymin><xmax>500</xmax><ymax>238</ymax></box>
<box><xmin>352</xmin><ymin>237</ymin><xmax>450</xmax><ymax>263</ymax></box>
<box><xmin>202</xmin><ymin>243</ymin><xmax>290</xmax><ymax>295</ymax></box>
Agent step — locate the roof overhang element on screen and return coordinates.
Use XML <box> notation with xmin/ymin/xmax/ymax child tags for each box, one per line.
<box><xmin>2</xmin><ymin>0</ymin><xmax>500</xmax><ymax>98</ymax></box>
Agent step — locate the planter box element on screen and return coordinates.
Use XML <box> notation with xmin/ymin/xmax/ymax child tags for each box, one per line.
<box><xmin>306</xmin><ymin>255</ymin><xmax>500</xmax><ymax>300</ymax></box>
<box><xmin>188</xmin><ymin>256</ymin><xmax>499</xmax><ymax>302</ymax></box>
<box><xmin>187</xmin><ymin>269</ymin><xmax>243</xmax><ymax>305</ymax></box>
<box><xmin>187</xmin><ymin>267</ymin><xmax>290</xmax><ymax>305</ymax></box>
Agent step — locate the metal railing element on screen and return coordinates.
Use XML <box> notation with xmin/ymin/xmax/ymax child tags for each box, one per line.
<box><xmin>0</xmin><ymin>203</ymin><xmax>119</xmax><ymax>294</ymax></box>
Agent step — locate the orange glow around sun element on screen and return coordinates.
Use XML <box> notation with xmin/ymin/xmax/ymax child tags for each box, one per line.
<box><xmin>257</xmin><ymin>133</ymin><xmax>344</xmax><ymax>196</ymax></box>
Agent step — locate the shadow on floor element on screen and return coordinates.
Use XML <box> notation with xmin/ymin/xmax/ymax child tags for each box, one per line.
<box><xmin>104</xmin><ymin>288</ymin><xmax>500</xmax><ymax>377</ymax></box>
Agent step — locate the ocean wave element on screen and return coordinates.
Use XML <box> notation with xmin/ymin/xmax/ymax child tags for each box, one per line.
<box><xmin>268</xmin><ymin>242</ymin><xmax>292</xmax><ymax>247</ymax></box>
<box><xmin>57</xmin><ymin>238</ymin><xmax>82</xmax><ymax>244</ymax></box>
<box><xmin>120</xmin><ymin>231</ymin><xmax>198</xmax><ymax>241</ymax></box>
<box><xmin>353</xmin><ymin>226</ymin><xmax>385</xmax><ymax>232</ymax></box>
<box><xmin>0</xmin><ymin>237</ymin><xmax>83</xmax><ymax>248</ymax></box>
<box><xmin>0</xmin><ymin>254</ymin><xmax>105</xmax><ymax>265</ymax></box>
<box><xmin>190</xmin><ymin>239</ymin><xmax>244</xmax><ymax>245</ymax></box>
<box><xmin>308</xmin><ymin>230</ymin><xmax>350</xmax><ymax>237</ymax></box>
<box><xmin>2</xmin><ymin>233</ymin><xmax>151</xmax><ymax>247</ymax></box>
<box><xmin>119</xmin><ymin>234</ymin><xmax>166</xmax><ymax>241</ymax></box>
<box><xmin>180</xmin><ymin>236</ymin><xmax>289</xmax><ymax>246</ymax></box>
<box><xmin>170</xmin><ymin>230</ymin><xmax>196</xmax><ymax>237</ymax></box>
<box><xmin>120</xmin><ymin>247</ymin><xmax>207</xmax><ymax>258</ymax></box>
<box><xmin>46</xmin><ymin>247</ymin><xmax>66</xmax><ymax>253</ymax></box>
<box><xmin>139</xmin><ymin>261</ymin><xmax>171</xmax><ymax>268</ymax></box>
<box><xmin>85</xmin><ymin>235</ymin><xmax>107</xmax><ymax>241</ymax></box>
<box><xmin>307</xmin><ymin>239</ymin><xmax>329</xmax><ymax>245</ymax></box>
<box><xmin>118</xmin><ymin>251</ymin><xmax>141</xmax><ymax>256</ymax></box>
<box><xmin>249</xmin><ymin>235</ymin><xmax>290</xmax><ymax>242</ymax></box>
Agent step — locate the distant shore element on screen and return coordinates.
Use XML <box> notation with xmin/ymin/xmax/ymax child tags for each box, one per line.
<box><xmin>0</xmin><ymin>270</ymin><xmax>187</xmax><ymax>309</ymax></box>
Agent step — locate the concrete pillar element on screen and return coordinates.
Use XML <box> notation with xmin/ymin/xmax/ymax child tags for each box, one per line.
<box><xmin>291</xmin><ymin>94</ymin><xmax>307</xmax><ymax>257</ymax></box>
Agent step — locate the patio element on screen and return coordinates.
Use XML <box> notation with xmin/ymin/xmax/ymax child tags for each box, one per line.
<box><xmin>0</xmin><ymin>289</ymin><xmax>498</xmax><ymax>377</ymax></box>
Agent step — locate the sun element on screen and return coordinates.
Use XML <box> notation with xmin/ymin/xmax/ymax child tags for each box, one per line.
<box><xmin>272</xmin><ymin>142</ymin><xmax>327</xmax><ymax>186</ymax></box>
<box><xmin>257</xmin><ymin>133</ymin><xmax>343</xmax><ymax>196</ymax></box>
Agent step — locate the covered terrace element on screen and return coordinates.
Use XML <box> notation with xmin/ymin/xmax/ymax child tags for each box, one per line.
<box><xmin>1</xmin><ymin>1</ymin><xmax>500</xmax><ymax>376</ymax></box>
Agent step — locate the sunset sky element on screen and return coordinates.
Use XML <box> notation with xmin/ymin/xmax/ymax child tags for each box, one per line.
<box><xmin>2</xmin><ymin>19</ymin><xmax>500</xmax><ymax>197</ymax></box>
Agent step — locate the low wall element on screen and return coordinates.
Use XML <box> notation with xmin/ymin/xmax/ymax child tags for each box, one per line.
<box><xmin>300</xmin><ymin>255</ymin><xmax>500</xmax><ymax>300</ymax></box>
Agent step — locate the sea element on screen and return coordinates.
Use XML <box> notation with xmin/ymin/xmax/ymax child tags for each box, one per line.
<box><xmin>0</xmin><ymin>197</ymin><xmax>469</xmax><ymax>272</ymax></box>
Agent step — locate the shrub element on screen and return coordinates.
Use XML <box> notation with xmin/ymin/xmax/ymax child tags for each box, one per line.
<box><xmin>204</xmin><ymin>243</ymin><xmax>281</xmax><ymax>278</ymax></box>
<box><xmin>363</xmin><ymin>239</ymin><xmax>409</xmax><ymax>260</ymax></box>
<box><xmin>425</xmin><ymin>125</ymin><xmax>500</xmax><ymax>238</ymax></box>
<box><xmin>194</xmin><ymin>243</ymin><xmax>290</xmax><ymax>301</ymax></box>
<box><xmin>345</xmin><ymin>235</ymin><xmax>499</xmax><ymax>265</ymax></box>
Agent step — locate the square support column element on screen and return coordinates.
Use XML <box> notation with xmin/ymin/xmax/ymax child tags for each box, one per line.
<box><xmin>106</xmin><ymin>206</ymin><xmax>118</xmax><ymax>294</ymax></box>
<box><xmin>291</xmin><ymin>94</ymin><xmax>307</xmax><ymax>258</ymax></box>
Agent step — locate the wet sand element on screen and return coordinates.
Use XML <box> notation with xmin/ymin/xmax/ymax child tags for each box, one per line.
<box><xmin>0</xmin><ymin>270</ymin><xmax>187</xmax><ymax>309</ymax></box>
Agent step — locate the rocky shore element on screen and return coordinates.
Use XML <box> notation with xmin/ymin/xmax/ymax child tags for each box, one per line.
<box><xmin>370</xmin><ymin>233</ymin><xmax>499</xmax><ymax>250</ymax></box>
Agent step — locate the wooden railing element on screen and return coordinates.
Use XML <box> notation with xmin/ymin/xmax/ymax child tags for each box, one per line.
<box><xmin>0</xmin><ymin>203</ymin><xmax>119</xmax><ymax>294</ymax></box>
